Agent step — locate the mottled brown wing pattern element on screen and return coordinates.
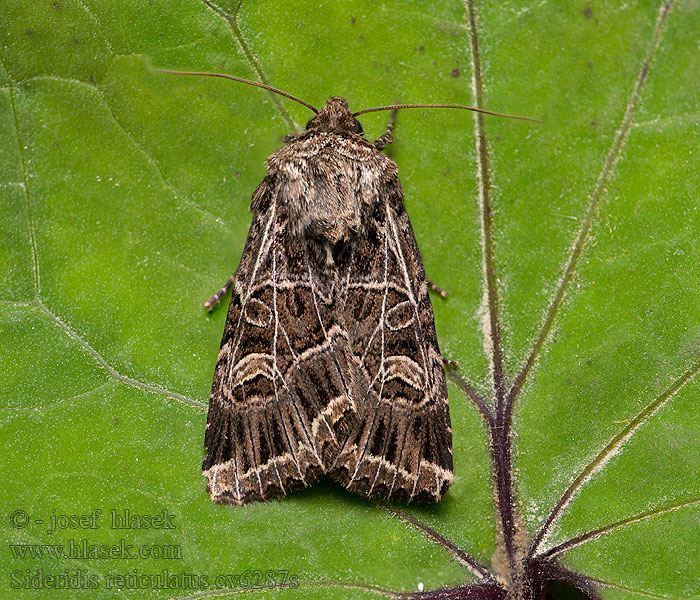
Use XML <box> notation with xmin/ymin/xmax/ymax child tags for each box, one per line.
<box><xmin>204</xmin><ymin>97</ymin><xmax>453</xmax><ymax>505</ymax></box>
<box><xmin>203</xmin><ymin>180</ymin><xmax>358</xmax><ymax>505</ymax></box>
<box><xmin>331</xmin><ymin>180</ymin><xmax>453</xmax><ymax>502</ymax></box>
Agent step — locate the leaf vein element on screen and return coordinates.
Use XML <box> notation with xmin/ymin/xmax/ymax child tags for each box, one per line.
<box><xmin>0</xmin><ymin>55</ymin><xmax>41</xmax><ymax>299</ymax></box>
<box><xmin>507</xmin><ymin>0</ymin><xmax>677</xmax><ymax>424</ymax></box>
<box><xmin>382</xmin><ymin>505</ymin><xmax>494</xmax><ymax>582</ymax></box>
<box><xmin>15</xmin><ymin>73</ymin><xmax>230</xmax><ymax>232</ymax></box>
<box><xmin>200</xmin><ymin>0</ymin><xmax>297</xmax><ymax>130</ymax></box>
<box><xmin>174</xmin><ymin>579</ymin><xmax>401</xmax><ymax>599</ymax></box>
<box><xmin>36</xmin><ymin>300</ymin><xmax>206</xmax><ymax>411</ymax></box>
<box><xmin>538</xmin><ymin>495</ymin><xmax>700</xmax><ymax>559</ymax></box>
<box><xmin>531</xmin><ymin>355</ymin><xmax>700</xmax><ymax>555</ymax></box>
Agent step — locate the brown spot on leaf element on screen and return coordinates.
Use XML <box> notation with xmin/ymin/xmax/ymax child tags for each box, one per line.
<box><xmin>451</xmin><ymin>68</ymin><xmax>460</xmax><ymax>78</ymax></box>
<box><xmin>584</xmin><ymin>5</ymin><xmax>593</xmax><ymax>19</ymax></box>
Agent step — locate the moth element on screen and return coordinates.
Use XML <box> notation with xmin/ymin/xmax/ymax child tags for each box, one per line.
<box><xmin>157</xmin><ymin>69</ymin><xmax>536</xmax><ymax>506</ymax></box>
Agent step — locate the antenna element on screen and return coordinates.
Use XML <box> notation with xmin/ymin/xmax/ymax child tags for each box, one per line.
<box><xmin>154</xmin><ymin>69</ymin><xmax>319</xmax><ymax>114</ymax></box>
<box><xmin>354</xmin><ymin>103</ymin><xmax>541</xmax><ymax>123</ymax></box>
<box><xmin>155</xmin><ymin>70</ymin><xmax>541</xmax><ymax>123</ymax></box>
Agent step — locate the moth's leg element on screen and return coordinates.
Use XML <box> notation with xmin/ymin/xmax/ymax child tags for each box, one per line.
<box><xmin>204</xmin><ymin>274</ymin><xmax>235</xmax><ymax>311</ymax></box>
<box><xmin>427</xmin><ymin>279</ymin><xmax>447</xmax><ymax>298</ymax></box>
<box><xmin>427</xmin><ymin>280</ymin><xmax>451</xmax><ymax>361</ymax></box>
<box><xmin>373</xmin><ymin>109</ymin><xmax>398</xmax><ymax>150</ymax></box>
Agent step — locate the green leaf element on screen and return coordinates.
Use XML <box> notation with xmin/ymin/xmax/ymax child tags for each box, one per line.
<box><xmin>1</xmin><ymin>1</ymin><xmax>698</xmax><ymax>599</ymax></box>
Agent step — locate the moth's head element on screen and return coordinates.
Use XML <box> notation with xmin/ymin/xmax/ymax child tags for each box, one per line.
<box><xmin>305</xmin><ymin>97</ymin><xmax>364</xmax><ymax>136</ymax></box>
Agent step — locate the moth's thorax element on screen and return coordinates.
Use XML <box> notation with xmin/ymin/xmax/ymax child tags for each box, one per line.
<box><xmin>265</xmin><ymin>108</ymin><xmax>399</xmax><ymax>246</ymax></box>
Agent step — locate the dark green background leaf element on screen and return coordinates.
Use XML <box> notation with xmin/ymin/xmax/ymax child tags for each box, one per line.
<box><xmin>1</xmin><ymin>1</ymin><xmax>698</xmax><ymax>598</ymax></box>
